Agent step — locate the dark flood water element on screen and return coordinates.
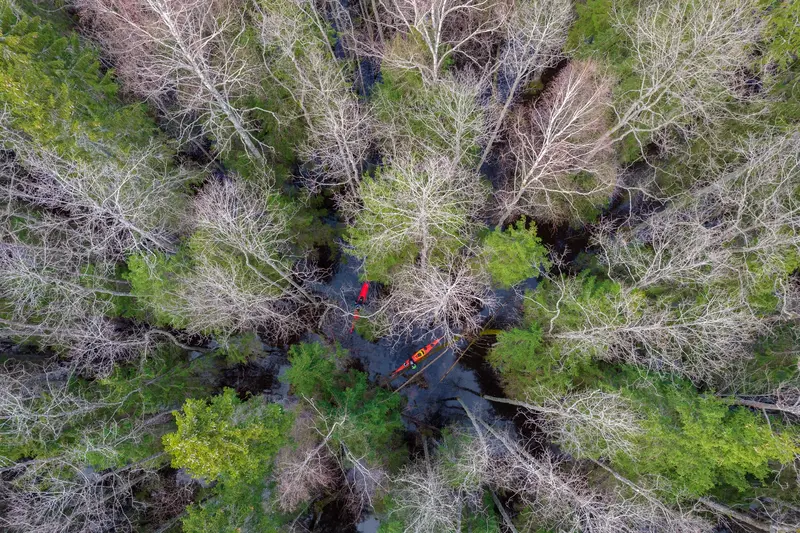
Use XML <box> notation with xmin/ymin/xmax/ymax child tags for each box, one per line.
<box><xmin>312</xmin><ymin>253</ymin><xmax>534</xmax><ymax>431</ymax></box>
<box><xmin>297</xmin><ymin>254</ymin><xmax>538</xmax><ymax>532</ymax></box>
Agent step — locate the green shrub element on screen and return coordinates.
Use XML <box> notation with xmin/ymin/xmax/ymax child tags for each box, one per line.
<box><xmin>481</xmin><ymin>218</ymin><xmax>550</xmax><ymax>288</ymax></box>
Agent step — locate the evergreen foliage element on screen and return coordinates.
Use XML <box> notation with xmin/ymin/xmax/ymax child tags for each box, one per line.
<box><xmin>283</xmin><ymin>342</ymin><xmax>405</xmax><ymax>468</ymax></box>
<box><xmin>481</xmin><ymin>219</ymin><xmax>550</xmax><ymax>288</ymax></box>
<box><xmin>163</xmin><ymin>388</ymin><xmax>291</xmax><ymax>483</ymax></box>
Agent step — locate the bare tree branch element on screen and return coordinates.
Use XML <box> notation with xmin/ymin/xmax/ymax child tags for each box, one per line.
<box><xmin>76</xmin><ymin>0</ymin><xmax>270</xmax><ymax>161</ymax></box>
<box><xmin>498</xmin><ymin>60</ymin><xmax>615</xmax><ymax>225</ymax></box>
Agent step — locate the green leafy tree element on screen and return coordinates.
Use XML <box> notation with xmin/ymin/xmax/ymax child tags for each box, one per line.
<box><xmin>126</xmin><ymin>180</ymin><xmax>326</xmax><ymax>340</ymax></box>
<box><xmin>0</xmin><ymin>6</ymin><xmax>161</xmax><ymax>159</ymax></box>
<box><xmin>566</xmin><ymin>0</ymin><xmax>633</xmax><ymax>65</ymax></box>
<box><xmin>282</xmin><ymin>341</ymin><xmax>341</xmax><ymax>399</ymax></box>
<box><xmin>163</xmin><ymin>388</ymin><xmax>291</xmax><ymax>483</ymax></box>
<box><xmin>124</xmin><ymin>250</ymin><xmax>193</xmax><ymax>328</ymax></box>
<box><xmin>181</xmin><ymin>476</ymin><xmax>288</xmax><ymax>533</ymax></box>
<box><xmin>328</xmin><ymin>372</ymin><xmax>404</xmax><ymax>466</ymax></box>
<box><xmin>481</xmin><ymin>219</ymin><xmax>550</xmax><ymax>288</ymax></box>
<box><xmin>762</xmin><ymin>0</ymin><xmax>800</xmax><ymax>69</ymax></box>
<box><xmin>489</xmin><ymin>274</ymin><xmax>624</xmax><ymax>397</ymax></box>
<box><xmin>489</xmin><ymin>324</ymin><xmax>596</xmax><ymax>399</ymax></box>
<box><xmin>283</xmin><ymin>342</ymin><xmax>405</xmax><ymax>468</ymax></box>
<box><xmin>99</xmin><ymin>345</ymin><xmax>216</xmax><ymax>413</ymax></box>
<box><xmin>524</xmin><ymin>274</ymin><xmax>626</xmax><ymax>333</ymax></box>
<box><xmin>617</xmin><ymin>380</ymin><xmax>799</xmax><ymax>498</ymax></box>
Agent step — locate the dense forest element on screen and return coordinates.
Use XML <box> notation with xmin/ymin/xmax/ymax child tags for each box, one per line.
<box><xmin>1</xmin><ymin>0</ymin><xmax>799</xmax><ymax>531</ymax></box>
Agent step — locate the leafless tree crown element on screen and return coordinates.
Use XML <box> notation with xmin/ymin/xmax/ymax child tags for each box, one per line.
<box><xmin>498</xmin><ymin>60</ymin><xmax>615</xmax><ymax>225</ymax></box>
<box><xmin>76</xmin><ymin>0</ymin><xmax>269</xmax><ymax>161</ymax></box>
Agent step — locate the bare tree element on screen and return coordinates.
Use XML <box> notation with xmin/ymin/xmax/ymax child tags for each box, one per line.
<box><xmin>305</xmin><ymin>400</ymin><xmax>390</xmax><ymax>516</ymax></box>
<box><xmin>274</xmin><ymin>411</ymin><xmax>339</xmax><ymax>512</ymax></box>
<box><xmin>0</xmin><ymin>359</ymin><xmax>185</xmax><ymax>531</ymax></box>
<box><xmin>0</xmin><ymin>237</ymin><xmax>120</xmax><ymax>324</ymax></box>
<box><xmin>293</xmin><ymin>56</ymin><xmax>373</xmax><ymax>198</ymax></box>
<box><xmin>0</xmin><ymin>362</ymin><xmax>120</xmax><ymax>454</ymax></box>
<box><xmin>141</xmin><ymin>474</ymin><xmax>195</xmax><ymax>530</ymax></box>
<box><xmin>477</xmin><ymin>0</ymin><xmax>572</xmax><ymax>169</ymax></box>
<box><xmin>275</xmin><ymin>400</ymin><xmax>389</xmax><ymax>519</ymax></box>
<box><xmin>391</xmin><ymin>459</ymin><xmax>466</xmax><ymax>533</ymax></box>
<box><xmin>395</xmin><ymin>401</ymin><xmax>714</xmax><ymax>533</ymax></box>
<box><xmin>0</xmin><ymin>455</ymin><xmax>159</xmax><ymax>533</ymax></box>
<box><xmin>373</xmin><ymin>258</ymin><xmax>495</xmax><ymax>345</ymax></box>
<box><xmin>342</xmin><ymin>457</ymin><xmax>389</xmax><ymax>517</ymax></box>
<box><xmin>256</xmin><ymin>0</ymin><xmax>374</xmax><ymax>197</ymax></box>
<box><xmin>377</xmin><ymin>0</ymin><xmax>508</xmax><ymax>80</ymax></box>
<box><xmin>0</xmin><ymin>234</ymin><xmax>154</xmax><ymax>375</ymax></box>
<box><xmin>476</xmin><ymin>419</ymin><xmax>711</xmax><ymax>533</ymax></box>
<box><xmin>389</xmin><ymin>426</ymin><xmax>496</xmax><ymax>533</ymax></box>
<box><xmin>342</xmin><ymin>154</ymin><xmax>488</xmax><ymax>270</ymax></box>
<box><xmin>373</xmin><ymin>71</ymin><xmax>488</xmax><ymax>165</ymax></box>
<box><xmin>0</xmin><ymin>114</ymin><xmax>193</xmax><ymax>369</ymax></box>
<box><xmin>0</xmin><ymin>211</ymin><xmax>159</xmax><ymax>376</ymax></box>
<box><xmin>595</xmin><ymin>132</ymin><xmax>800</xmax><ymax>305</ymax></box>
<box><xmin>76</xmin><ymin>0</ymin><xmax>269</xmax><ymax>161</ymax></box>
<box><xmin>484</xmin><ymin>390</ymin><xmax>644</xmax><ymax>460</ymax></box>
<box><xmin>191</xmin><ymin>178</ymin><xmax>318</xmax><ymax>302</ymax></box>
<box><xmin>177</xmin><ymin>259</ymin><xmax>309</xmax><ymax>340</ymax></box>
<box><xmin>298</xmin><ymin>83</ymin><xmax>374</xmax><ymax>198</ymax></box>
<box><xmin>1</xmin><ymin>123</ymin><xmax>193</xmax><ymax>258</ymax></box>
<box><xmin>497</xmin><ymin>60</ymin><xmax>615</xmax><ymax>225</ymax></box>
<box><xmin>606</xmin><ymin>0</ymin><xmax>764</xmax><ymax>152</ymax></box>
<box><xmin>532</xmin><ymin>274</ymin><xmax>769</xmax><ymax>383</ymax></box>
<box><xmin>141</xmin><ymin>178</ymin><xmax>318</xmax><ymax>339</ymax></box>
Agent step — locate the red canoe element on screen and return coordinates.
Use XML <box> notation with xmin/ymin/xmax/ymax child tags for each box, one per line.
<box><xmin>350</xmin><ymin>282</ymin><xmax>370</xmax><ymax>333</ymax></box>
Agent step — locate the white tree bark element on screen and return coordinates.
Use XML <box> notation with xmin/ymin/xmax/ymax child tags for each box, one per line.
<box><xmin>497</xmin><ymin>60</ymin><xmax>615</xmax><ymax>225</ymax></box>
<box><xmin>478</xmin><ymin>0</ymin><xmax>572</xmax><ymax>169</ymax></box>
<box><xmin>377</xmin><ymin>0</ymin><xmax>508</xmax><ymax>80</ymax></box>
<box><xmin>606</xmin><ymin>0</ymin><xmax>764</xmax><ymax>150</ymax></box>
<box><xmin>77</xmin><ymin>0</ymin><xmax>270</xmax><ymax>161</ymax></box>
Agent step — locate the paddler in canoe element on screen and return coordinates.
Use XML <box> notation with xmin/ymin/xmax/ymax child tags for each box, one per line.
<box><xmin>390</xmin><ymin>337</ymin><xmax>444</xmax><ymax>378</ymax></box>
<box><xmin>349</xmin><ymin>282</ymin><xmax>370</xmax><ymax>333</ymax></box>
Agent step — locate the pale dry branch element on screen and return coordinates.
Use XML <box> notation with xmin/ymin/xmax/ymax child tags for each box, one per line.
<box><xmin>275</xmin><ymin>412</ymin><xmax>339</xmax><ymax>512</ymax></box>
<box><xmin>608</xmin><ymin>0</ymin><xmax>764</xmax><ymax>150</ymax></box>
<box><xmin>498</xmin><ymin>60</ymin><xmax>615</xmax><ymax>225</ymax></box>
<box><xmin>373</xmin><ymin>71</ymin><xmax>488</xmax><ymax>164</ymax></box>
<box><xmin>377</xmin><ymin>0</ymin><xmax>508</xmax><ymax>80</ymax></box>
<box><xmin>0</xmin><ymin>456</ymin><xmax>160</xmax><ymax>533</ymax></box>
<box><xmin>1</xmin><ymin>129</ymin><xmax>192</xmax><ymax>258</ymax></box>
<box><xmin>484</xmin><ymin>390</ymin><xmax>644</xmax><ymax>459</ymax></box>
<box><xmin>343</xmin><ymin>154</ymin><xmax>488</xmax><ymax>269</ymax></box>
<box><xmin>76</xmin><ymin>0</ymin><xmax>268</xmax><ymax>161</ymax></box>
<box><xmin>375</xmin><ymin>258</ymin><xmax>495</xmax><ymax>346</ymax></box>
<box><xmin>478</xmin><ymin>0</ymin><xmax>572</xmax><ymax>168</ymax></box>
<box><xmin>391</xmin><ymin>460</ymin><xmax>464</xmax><ymax>533</ymax></box>
<box><xmin>534</xmin><ymin>274</ymin><xmax>769</xmax><ymax>383</ymax></box>
<box><xmin>256</xmin><ymin>0</ymin><xmax>373</xmax><ymax>197</ymax></box>
<box><xmin>480</xmin><ymin>420</ymin><xmax>710</xmax><ymax>533</ymax></box>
